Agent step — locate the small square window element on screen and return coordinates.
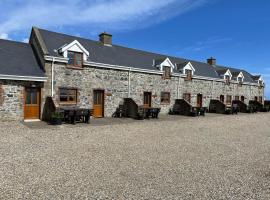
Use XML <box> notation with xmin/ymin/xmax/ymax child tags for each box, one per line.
<box><xmin>59</xmin><ymin>88</ymin><xmax>77</xmax><ymax>104</ymax></box>
<box><xmin>161</xmin><ymin>92</ymin><xmax>170</xmax><ymax>104</ymax></box>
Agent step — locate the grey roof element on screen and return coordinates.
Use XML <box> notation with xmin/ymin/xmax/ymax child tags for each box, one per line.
<box><xmin>37</xmin><ymin>28</ymin><xmax>257</xmax><ymax>83</ymax></box>
<box><xmin>215</xmin><ymin>65</ymin><xmax>256</xmax><ymax>83</ymax></box>
<box><xmin>0</xmin><ymin>39</ymin><xmax>45</xmax><ymax>77</ymax></box>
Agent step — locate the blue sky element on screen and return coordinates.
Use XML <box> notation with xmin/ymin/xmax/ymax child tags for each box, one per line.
<box><xmin>1</xmin><ymin>0</ymin><xmax>270</xmax><ymax>98</ymax></box>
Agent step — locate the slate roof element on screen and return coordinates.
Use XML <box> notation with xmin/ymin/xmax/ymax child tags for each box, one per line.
<box><xmin>215</xmin><ymin>66</ymin><xmax>256</xmax><ymax>83</ymax></box>
<box><xmin>37</xmin><ymin>28</ymin><xmax>257</xmax><ymax>83</ymax></box>
<box><xmin>0</xmin><ymin>39</ymin><xmax>45</xmax><ymax>78</ymax></box>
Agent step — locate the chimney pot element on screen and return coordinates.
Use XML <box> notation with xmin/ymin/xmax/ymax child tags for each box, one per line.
<box><xmin>207</xmin><ymin>57</ymin><xmax>216</xmax><ymax>65</ymax></box>
<box><xmin>99</xmin><ymin>32</ymin><xmax>112</xmax><ymax>46</ymax></box>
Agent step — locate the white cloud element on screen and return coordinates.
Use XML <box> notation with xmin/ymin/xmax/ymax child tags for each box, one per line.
<box><xmin>0</xmin><ymin>0</ymin><xmax>207</xmax><ymax>35</ymax></box>
<box><xmin>0</xmin><ymin>33</ymin><xmax>9</xmax><ymax>39</ymax></box>
<box><xmin>22</xmin><ymin>38</ymin><xmax>29</xmax><ymax>43</ymax></box>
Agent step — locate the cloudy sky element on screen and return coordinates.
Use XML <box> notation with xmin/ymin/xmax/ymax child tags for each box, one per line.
<box><xmin>0</xmin><ymin>0</ymin><xmax>270</xmax><ymax>97</ymax></box>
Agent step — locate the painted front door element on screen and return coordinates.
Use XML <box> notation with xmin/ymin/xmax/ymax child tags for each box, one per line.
<box><xmin>24</xmin><ymin>87</ymin><xmax>40</xmax><ymax>119</ymax></box>
<box><xmin>143</xmin><ymin>92</ymin><xmax>152</xmax><ymax>108</ymax></box>
<box><xmin>197</xmin><ymin>94</ymin><xmax>203</xmax><ymax>107</ymax></box>
<box><xmin>93</xmin><ymin>90</ymin><xmax>104</xmax><ymax>118</ymax></box>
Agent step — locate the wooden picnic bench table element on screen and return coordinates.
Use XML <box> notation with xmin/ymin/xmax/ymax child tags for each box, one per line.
<box><xmin>143</xmin><ymin>107</ymin><xmax>161</xmax><ymax>119</ymax></box>
<box><xmin>60</xmin><ymin>106</ymin><xmax>93</xmax><ymax>124</ymax></box>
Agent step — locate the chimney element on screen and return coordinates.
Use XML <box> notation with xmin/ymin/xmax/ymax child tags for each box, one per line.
<box><xmin>207</xmin><ymin>57</ymin><xmax>216</xmax><ymax>65</ymax></box>
<box><xmin>99</xmin><ymin>32</ymin><xmax>112</xmax><ymax>46</ymax></box>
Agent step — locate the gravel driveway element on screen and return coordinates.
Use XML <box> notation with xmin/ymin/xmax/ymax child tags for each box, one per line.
<box><xmin>0</xmin><ymin>113</ymin><xmax>270</xmax><ymax>199</ymax></box>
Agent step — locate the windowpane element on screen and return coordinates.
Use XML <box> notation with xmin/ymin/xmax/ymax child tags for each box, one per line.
<box><xmin>31</xmin><ymin>90</ymin><xmax>37</xmax><ymax>104</ymax></box>
<box><xmin>67</xmin><ymin>51</ymin><xmax>75</xmax><ymax>65</ymax></box>
<box><xmin>26</xmin><ymin>91</ymin><xmax>31</xmax><ymax>104</ymax></box>
<box><xmin>75</xmin><ymin>53</ymin><xmax>82</xmax><ymax>66</ymax></box>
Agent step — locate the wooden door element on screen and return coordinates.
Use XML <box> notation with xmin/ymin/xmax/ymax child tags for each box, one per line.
<box><xmin>197</xmin><ymin>94</ymin><xmax>203</xmax><ymax>107</ymax></box>
<box><xmin>143</xmin><ymin>92</ymin><xmax>152</xmax><ymax>108</ymax></box>
<box><xmin>24</xmin><ymin>87</ymin><xmax>40</xmax><ymax>119</ymax></box>
<box><xmin>220</xmin><ymin>95</ymin><xmax>224</xmax><ymax>103</ymax></box>
<box><xmin>93</xmin><ymin>90</ymin><xmax>104</xmax><ymax>118</ymax></box>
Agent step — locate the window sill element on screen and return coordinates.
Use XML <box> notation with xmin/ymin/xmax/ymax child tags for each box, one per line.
<box><xmin>59</xmin><ymin>102</ymin><xmax>77</xmax><ymax>106</ymax></box>
<box><xmin>66</xmin><ymin>65</ymin><xmax>83</xmax><ymax>70</ymax></box>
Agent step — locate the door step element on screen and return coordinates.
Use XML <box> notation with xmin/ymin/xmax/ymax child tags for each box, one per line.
<box><xmin>24</xmin><ymin>119</ymin><xmax>41</xmax><ymax>122</ymax></box>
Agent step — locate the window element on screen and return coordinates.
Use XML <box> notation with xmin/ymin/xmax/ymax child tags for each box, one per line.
<box><xmin>183</xmin><ymin>93</ymin><xmax>191</xmax><ymax>103</ymax></box>
<box><xmin>67</xmin><ymin>51</ymin><xmax>83</xmax><ymax>67</ymax></box>
<box><xmin>163</xmin><ymin>66</ymin><xmax>171</xmax><ymax>79</ymax></box>
<box><xmin>59</xmin><ymin>88</ymin><xmax>77</xmax><ymax>104</ymax></box>
<box><xmin>237</xmin><ymin>77</ymin><xmax>243</xmax><ymax>82</ymax></box>
<box><xmin>259</xmin><ymin>80</ymin><xmax>263</xmax><ymax>87</ymax></box>
<box><xmin>259</xmin><ymin>96</ymin><xmax>263</xmax><ymax>103</ymax></box>
<box><xmin>225</xmin><ymin>75</ymin><xmax>230</xmax><ymax>85</ymax></box>
<box><xmin>161</xmin><ymin>92</ymin><xmax>170</xmax><ymax>104</ymax></box>
<box><xmin>226</xmin><ymin>95</ymin><xmax>232</xmax><ymax>105</ymax></box>
<box><xmin>235</xmin><ymin>96</ymin><xmax>239</xmax><ymax>101</ymax></box>
<box><xmin>0</xmin><ymin>85</ymin><xmax>4</xmax><ymax>106</ymax></box>
<box><xmin>185</xmin><ymin>69</ymin><xmax>192</xmax><ymax>80</ymax></box>
<box><xmin>241</xmin><ymin>96</ymin><xmax>245</xmax><ymax>102</ymax></box>
<box><xmin>254</xmin><ymin>96</ymin><xmax>258</xmax><ymax>101</ymax></box>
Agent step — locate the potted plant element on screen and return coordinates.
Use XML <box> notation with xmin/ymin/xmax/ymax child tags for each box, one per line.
<box><xmin>50</xmin><ymin>110</ymin><xmax>63</xmax><ymax>125</ymax></box>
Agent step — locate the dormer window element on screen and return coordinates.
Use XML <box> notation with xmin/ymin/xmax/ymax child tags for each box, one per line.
<box><xmin>185</xmin><ymin>69</ymin><xmax>192</xmax><ymax>81</ymax></box>
<box><xmin>67</xmin><ymin>51</ymin><xmax>83</xmax><ymax>67</ymax></box>
<box><xmin>258</xmin><ymin>80</ymin><xmax>263</xmax><ymax>87</ymax></box>
<box><xmin>237</xmin><ymin>77</ymin><xmax>243</xmax><ymax>83</ymax></box>
<box><xmin>163</xmin><ymin>66</ymin><xmax>171</xmax><ymax>79</ymax></box>
<box><xmin>225</xmin><ymin>75</ymin><xmax>230</xmax><ymax>85</ymax></box>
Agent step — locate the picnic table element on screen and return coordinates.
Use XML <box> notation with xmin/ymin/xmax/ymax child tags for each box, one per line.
<box><xmin>60</xmin><ymin>106</ymin><xmax>93</xmax><ymax>124</ymax></box>
<box><xmin>143</xmin><ymin>107</ymin><xmax>161</xmax><ymax>119</ymax></box>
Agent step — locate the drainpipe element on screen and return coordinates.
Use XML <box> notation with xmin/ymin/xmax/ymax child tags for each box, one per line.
<box><xmin>177</xmin><ymin>75</ymin><xmax>180</xmax><ymax>99</ymax></box>
<box><xmin>51</xmin><ymin>58</ymin><xmax>55</xmax><ymax>97</ymax></box>
<box><xmin>211</xmin><ymin>80</ymin><xmax>214</xmax><ymax>99</ymax></box>
<box><xmin>128</xmin><ymin>67</ymin><xmax>131</xmax><ymax>98</ymax></box>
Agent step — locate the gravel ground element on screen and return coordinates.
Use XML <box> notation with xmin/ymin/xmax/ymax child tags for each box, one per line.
<box><xmin>0</xmin><ymin>113</ymin><xmax>270</xmax><ymax>199</ymax></box>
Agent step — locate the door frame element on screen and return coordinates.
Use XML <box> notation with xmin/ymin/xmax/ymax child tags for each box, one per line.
<box><xmin>143</xmin><ymin>91</ymin><xmax>152</xmax><ymax>108</ymax></box>
<box><xmin>93</xmin><ymin>89</ymin><xmax>105</xmax><ymax>118</ymax></box>
<box><xmin>24</xmin><ymin>87</ymin><xmax>41</xmax><ymax>120</ymax></box>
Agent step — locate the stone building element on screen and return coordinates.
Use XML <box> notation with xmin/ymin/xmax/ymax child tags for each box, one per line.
<box><xmin>0</xmin><ymin>27</ymin><xmax>265</xmax><ymax>121</ymax></box>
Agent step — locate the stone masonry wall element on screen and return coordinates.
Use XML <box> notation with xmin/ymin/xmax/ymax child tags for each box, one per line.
<box><xmin>44</xmin><ymin>62</ymin><xmax>264</xmax><ymax>117</ymax></box>
<box><xmin>0</xmin><ymin>80</ymin><xmax>43</xmax><ymax>121</ymax></box>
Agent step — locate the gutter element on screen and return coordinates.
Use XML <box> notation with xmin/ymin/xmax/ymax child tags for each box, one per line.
<box><xmin>0</xmin><ymin>74</ymin><xmax>47</xmax><ymax>82</ymax></box>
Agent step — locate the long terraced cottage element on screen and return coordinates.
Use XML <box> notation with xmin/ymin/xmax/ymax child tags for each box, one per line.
<box><xmin>0</xmin><ymin>27</ymin><xmax>265</xmax><ymax>121</ymax></box>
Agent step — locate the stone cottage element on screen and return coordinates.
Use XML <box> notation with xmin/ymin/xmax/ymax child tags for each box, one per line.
<box><xmin>0</xmin><ymin>27</ymin><xmax>265</xmax><ymax>121</ymax></box>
